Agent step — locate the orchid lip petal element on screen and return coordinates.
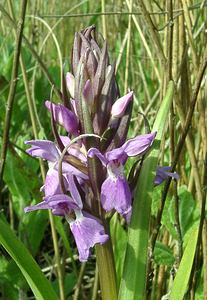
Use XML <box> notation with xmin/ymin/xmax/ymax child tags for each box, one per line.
<box><xmin>101</xmin><ymin>174</ymin><xmax>132</xmax><ymax>222</ymax></box>
<box><xmin>69</xmin><ymin>213</ymin><xmax>108</xmax><ymax>262</ymax></box>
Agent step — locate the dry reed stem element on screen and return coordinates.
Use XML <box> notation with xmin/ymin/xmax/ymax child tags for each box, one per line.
<box><xmin>0</xmin><ymin>0</ymin><xmax>27</xmax><ymax>194</ymax></box>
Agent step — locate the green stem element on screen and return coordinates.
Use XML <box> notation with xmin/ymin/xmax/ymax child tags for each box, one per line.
<box><xmin>96</xmin><ymin>238</ymin><xmax>118</xmax><ymax>300</ymax></box>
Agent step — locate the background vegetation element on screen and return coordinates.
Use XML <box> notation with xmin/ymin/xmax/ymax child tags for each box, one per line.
<box><xmin>0</xmin><ymin>0</ymin><xmax>207</xmax><ymax>299</ymax></box>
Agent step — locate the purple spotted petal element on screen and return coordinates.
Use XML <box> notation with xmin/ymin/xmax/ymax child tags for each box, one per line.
<box><xmin>101</xmin><ymin>175</ymin><xmax>132</xmax><ymax>222</ymax></box>
<box><xmin>45</xmin><ymin>101</ymin><xmax>79</xmax><ymax>135</ymax></box>
<box><xmin>69</xmin><ymin>213</ymin><xmax>108</xmax><ymax>262</ymax></box>
<box><xmin>154</xmin><ymin>166</ymin><xmax>179</xmax><ymax>186</ymax></box>
<box><xmin>111</xmin><ymin>91</ymin><xmax>133</xmax><ymax>118</ymax></box>
<box><xmin>122</xmin><ymin>132</ymin><xmax>156</xmax><ymax>157</ymax></box>
<box><xmin>25</xmin><ymin>140</ymin><xmax>59</xmax><ymax>161</ymax></box>
<box><xmin>87</xmin><ymin>148</ymin><xmax>108</xmax><ymax>166</ymax></box>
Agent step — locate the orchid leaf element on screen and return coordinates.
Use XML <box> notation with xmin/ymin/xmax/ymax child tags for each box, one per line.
<box><xmin>170</xmin><ymin>226</ymin><xmax>198</xmax><ymax>300</ymax></box>
<box><xmin>119</xmin><ymin>81</ymin><xmax>174</xmax><ymax>300</ymax></box>
<box><xmin>0</xmin><ymin>217</ymin><xmax>58</xmax><ymax>300</ymax></box>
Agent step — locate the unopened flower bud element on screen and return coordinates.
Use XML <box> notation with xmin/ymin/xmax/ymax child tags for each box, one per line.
<box><xmin>111</xmin><ymin>91</ymin><xmax>133</xmax><ymax>118</ymax></box>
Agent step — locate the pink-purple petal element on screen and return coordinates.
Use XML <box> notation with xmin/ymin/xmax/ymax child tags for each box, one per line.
<box><xmin>58</xmin><ymin>162</ymin><xmax>88</xmax><ymax>180</ymax></box>
<box><xmin>101</xmin><ymin>175</ymin><xmax>132</xmax><ymax>222</ymax></box>
<box><xmin>154</xmin><ymin>166</ymin><xmax>179</xmax><ymax>185</ymax></box>
<box><xmin>87</xmin><ymin>148</ymin><xmax>108</xmax><ymax>166</ymax></box>
<box><xmin>25</xmin><ymin>140</ymin><xmax>59</xmax><ymax>161</ymax></box>
<box><xmin>105</xmin><ymin>147</ymin><xmax>127</xmax><ymax>163</ymax></box>
<box><xmin>45</xmin><ymin>101</ymin><xmax>79</xmax><ymax>135</ymax></box>
<box><xmin>44</xmin><ymin>169</ymin><xmax>68</xmax><ymax>197</ymax></box>
<box><xmin>69</xmin><ymin>214</ymin><xmax>108</xmax><ymax>262</ymax></box>
<box><xmin>24</xmin><ymin>201</ymin><xmax>50</xmax><ymax>213</ymax></box>
<box><xmin>60</xmin><ymin>136</ymin><xmax>87</xmax><ymax>163</ymax></box>
<box><xmin>67</xmin><ymin>174</ymin><xmax>83</xmax><ymax>209</ymax></box>
<box><xmin>122</xmin><ymin>132</ymin><xmax>156</xmax><ymax>157</ymax></box>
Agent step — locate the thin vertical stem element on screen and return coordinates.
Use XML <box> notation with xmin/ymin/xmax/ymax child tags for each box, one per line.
<box><xmin>124</xmin><ymin>0</ymin><xmax>133</xmax><ymax>94</ymax></box>
<box><xmin>95</xmin><ymin>239</ymin><xmax>117</xmax><ymax>300</ymax></box>
<box><xmin>49</xmin><ymin>212</ymin><xmax>65</xmax><ymax>300</ymax></box>
<box><xmin>0</xmin><ymin>5</ymin><xmax>61</xmax><ymax>99</ymax></box>
<box><xmin>126</xmin><ymin>0</ymin><xmax>161</xmax><ymax>82</ymax></box>
<box><xmin>173</xmin><ymin>181</ymin><xmax>183</xmax><ymax>263</ymax></box>
<box><xmin>92</xmin><ymin>264</ymin><xmax>99</xmax><ymax>300</ymax></box>
<box><xmin>101</xmin><ymin>0</ymin><xmax>106</xmax><ymax>39</ymax></box>
<box><xmin>137</xmin><ymin>0</ymin><xmax>167</xmax><ymax>66</ymax></box>
<box><xmin>73</xmin><ymin>262</ymin><xmax>86</xmax><ymax>300</ymax></box>
<box><xmin>0</xmin><ymin>0</ymin><xmax>27</xmax><ymax>195</ymax></box>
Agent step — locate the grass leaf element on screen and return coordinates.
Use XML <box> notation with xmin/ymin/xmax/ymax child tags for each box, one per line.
<box><xmin>170</xmin><ymin>226</ymin><xmax>198</xmax><ymax>300</ymax></box>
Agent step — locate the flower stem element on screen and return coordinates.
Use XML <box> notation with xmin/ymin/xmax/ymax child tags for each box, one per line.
<box><xmin>95</xmin><ymin>238</ymin><xmax>118</xmax><ymax>300</ymax></box>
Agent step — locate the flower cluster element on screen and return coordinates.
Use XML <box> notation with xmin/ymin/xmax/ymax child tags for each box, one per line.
<box><xmin>24</xmin><ymin>26</ymin><xmax>178</xmax><ymax>262</ymax></box>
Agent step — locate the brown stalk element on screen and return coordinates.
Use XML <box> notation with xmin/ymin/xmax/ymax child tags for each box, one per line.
<box><xmin>156</xmin><ymin>231</ymin><xmax>170</xmax><ymax>300</ymax></box>
<box><xmin>137</xmin><ymin>0</ymin><xmax>167</xmax><ymax>66</ymax></box>
<box><xmin>0</xmin><ymin>0</ymin><xmax>27</xmax><ymax>196</ymax></box>
<box><xmin>150</xmin><ymin>39</ymin><xmax>207</xmax><ymax>259</ymax></box>
<box><xmin>0</xmin><ymin>5</ymin><xmax>61</xmax><ymax>99</ymax></box>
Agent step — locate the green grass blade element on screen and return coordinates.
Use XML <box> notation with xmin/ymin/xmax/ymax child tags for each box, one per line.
<box><xmin>0</xmin><ymin>218</ymin><xmax>58</xmax><ymax>300</ymax></box>
<box><xmin>119</xmin><ymin>81</ymin><xmax>174</xmax><ymax>300</ymax></box>
<box><xmin>170</xmin><ymin>226</ymin><xmax>198</xmax><ymax>300</ymax></box>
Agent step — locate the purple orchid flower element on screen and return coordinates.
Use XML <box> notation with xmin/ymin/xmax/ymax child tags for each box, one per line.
<box><xmin>45</xmin><ymin>101</ymin><xmax>79</xmax><ymax>135</ymax></box>
<box><xmin>88</xmin><ymin>132</ymin><xmax>156</xmax><ymax>222</ymax></box>
<box><xmin>25</xmin><ymin>138</ymin><xmax>88</xmax><ymax>202</ymax></box>
<box><xmin>25</xmin><ymin>138</ymin><xmax>88</xmax><ymax>181</ymax></box>
<box><xmin>25</xmin><ymin>175</ymin><xmax>108</xmax><ymax>262</ymax></box>
<box><xmin>154</xmin><ymin>166</ymin><xmax>179</xmax><ymax>186</ymax></box>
